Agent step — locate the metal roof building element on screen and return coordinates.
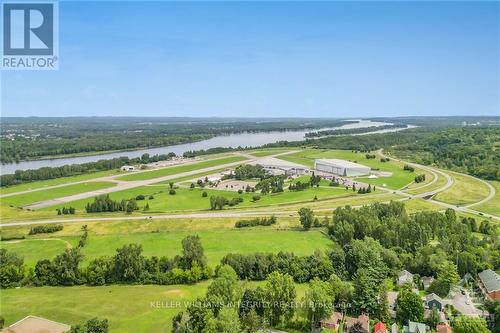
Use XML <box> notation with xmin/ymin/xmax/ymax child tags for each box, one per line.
<box><xmin>478</xmin><ymin>269</ymin><xmax>500</xmax><ymax>300</ymax></box>
<box><xmin>251</xmin><ymin>157</ymin><xmax>309</xmax><ymax>175</ymax></box>
<box><xmin>314</xmin><ymin>159</ymin><xmax>371</xmax><ymax>177</ymax></box>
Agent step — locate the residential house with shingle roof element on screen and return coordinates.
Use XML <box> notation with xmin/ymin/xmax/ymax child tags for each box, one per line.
<box><xmin>478</xmin><ymin>269</ymin><xmax>500</xmax><ymax>300</ymax></box>
<box><xmin>403</xmin><ymin>320</ymin><xmax>427</xmax><ymax>333</ymax></box>
<box><xmin>374</xmin><ymin>321</ymin><xmax>388</xmax><ymax>333</ymax></box>
<box><xmin>397</xmin><ymin>270</ymin><xmax>414</xmax><ymax>287</ymax></box>
<box><xmin>320</xmin><ymin>311</ymin><xmax>343</xmax><ymax>330</ymax></box>
<box><xmin>424</xmin><ymin>293</ymin><xmax>444</xmax><ymax>311</ymax></box>
<box><xmin>345</xmin><ymin>314</ymin><xmax>369</xmax><ymax>333</ymax></box>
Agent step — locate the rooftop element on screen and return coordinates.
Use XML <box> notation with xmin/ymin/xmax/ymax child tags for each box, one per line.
<box><xmin>478</xmin><ymin>269</ymin><xmax>500</xmax><ymax>293</ymax></box>
<box><xmin>425</xmin><ymin>293</ymin><xmax>443</xmax><ymax>304</ymax></box>
<box><xmin>2</xmin><ymin>316</ymin><xmax>70</xmax><ymax>333</ymax></box>
<box><xmin>252</xmin><ymin>157</ymin><xmax>308</xmax><ymax>170</ymax></box>
<box><xmin>315</xmin><ymin>158</ymin><xmax>370</xmax><ymax>169</ymax></box>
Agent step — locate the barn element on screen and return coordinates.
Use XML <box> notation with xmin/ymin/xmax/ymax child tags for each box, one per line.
<box><xmin>314</xmin><ymin>159</ymin><xmax>371</xmax><ymax>177</ymax></box>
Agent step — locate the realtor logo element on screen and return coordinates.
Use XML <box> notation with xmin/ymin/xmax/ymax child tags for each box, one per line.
<box><xmin>1</xmin><ymin>0</ymin><xmax>58</xmax><ymax>70</ymax></box>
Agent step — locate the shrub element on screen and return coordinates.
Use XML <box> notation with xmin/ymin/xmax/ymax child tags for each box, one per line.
<box><xmin>202</xmin><ymin>191</ymin><xmax>208</xmax><ymax>197</ymax></box>
<box><xmin>29</xmin><ymin>224</ymin><xmax>63</xmax><ymax>235</ymax></box>
<box><xmin>252</xmin><ymin>195</ymin><xmax>261</xmax><ymax>202</ymax></box>
<box><xmin>235</xmin><ymin>216</ymin><xmax>277</xmax><ymax>228</ymax></box>
<box><xmin>403</xmin><ymin>164</ymin><xmax>415</xmax><ymax>172</ymax></box>
<box><xmin>169</xmin><ymin>189</ymin><xmax>176</xmax><ymax>195</ymax></box>
<box><xmin>135</xmin><ymin>194</ymin><xmax>145</xmax><ymax>200</ymax></box>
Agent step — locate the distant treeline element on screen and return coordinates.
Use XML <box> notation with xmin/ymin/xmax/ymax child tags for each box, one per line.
<box><xmin>305</xmin><ymin>124</ymin><xmax>407</xmax><ymax>138</ymax></box>
<box><xmin>0</xmin><ymin>153</ymin><xmax>175</xmax><ymax>187</ymax></box>
<box><xmin>264</xmin><ymin>127</ymin><xmax>500</xmax><ymax>181</ymax></box>
<box><xmin>0</xmin><ymin>117</ymin><xmax>356</xmax><ymax>163</ymax></box>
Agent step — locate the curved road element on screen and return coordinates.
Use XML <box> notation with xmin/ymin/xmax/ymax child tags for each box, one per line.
<box><xmin>377</xmin><ymin>149</ymin><xmax>498</xmax><ymax>220</ymax></box>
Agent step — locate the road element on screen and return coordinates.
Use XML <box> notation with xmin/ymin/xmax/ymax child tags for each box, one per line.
<box><xmin>377</xmin><ymin>149</ymin><xmax>498</xmax><ymax>220</ymax></box>
<box><xmin>1</xmin><ymin>149</ymin><xmax>497</xmax><ymax>227</ymax></box>
<box><xmin>4</xmin><ymin>150</ymin><xmax>300</xmax><ymax>211</ymax></box>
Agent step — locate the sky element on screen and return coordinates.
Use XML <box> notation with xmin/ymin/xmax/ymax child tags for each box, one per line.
<box><xmin>1</xmin><ymin>1</ymin><xmax>499</xmax><ymax>118</ymax></box>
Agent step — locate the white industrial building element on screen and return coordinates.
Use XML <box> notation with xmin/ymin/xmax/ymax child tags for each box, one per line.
<box><xmin>314</xmin><ymin>159</ymin><xmax>371</xmax><ymax>177</ymax></box>
<box><xmin>251</xmin><ymin>157</ymin><xmax>309</xmax><ymax>176</ymax></box>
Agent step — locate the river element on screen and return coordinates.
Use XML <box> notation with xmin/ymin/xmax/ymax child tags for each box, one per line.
<box><xmin>0</xmin><ymin>120</ymin><xmax>403</xmax><ymax>175</ymax></box>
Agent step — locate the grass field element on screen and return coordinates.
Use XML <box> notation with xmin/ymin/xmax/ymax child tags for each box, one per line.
<box><xmin>404</xmin><ymin>170</ymin><xmax>448</xmax><ymax>195</ymax></box>
<box><xmin>0</xmin><ymin>280</ymin><xmax>310</xmax><ymax>333</ymax></box>
<box><xmin>1</xmin><ymin>181</ymin><xmax>116</xmax><ymax>207</ymax></box>
<box><xmin>116</xmin><ymin>156</ymin><xmax>248</xmax><ymax>181</ymax></box>
<box><xmin>38</xmin><ymin>184</ymin><xmax>355</xmax><ymax>213</ymax></box>
<box><xmin>0</xmin><ymin>283</ymin><xmax>209</xmax><ymax>333</ymax></box>
<box><xmin>1</xmin><ymin>228</ymin><xmax>333</xmax><ymax>267</ymax></box>
<box><xmin>0</xmin><ymin>170</ymin><xmax>120</xmax><ymax>195</ymax></box>
<box><xmin>247</xmin><ymin>148</ymin><xmax>296</xmax><ymax>157</ymax></box>
<box><xmin>472</xmin><ymin>181</ymin><xmax>500</xmax><ymax>216</ymax></box>
<box><xmin>434</xmin><ymin>171</ymin><xmax>491</xmax><ymax>206</ymax></box>
<box><xmin>0</xmin><ymin>237</ymin><xmax>79</xmax><ymax>267</ymax></box>
<box><xmin>278</xmin><ymin>149</ymin><xmax>416</xmax><ymax>189</ymax></box>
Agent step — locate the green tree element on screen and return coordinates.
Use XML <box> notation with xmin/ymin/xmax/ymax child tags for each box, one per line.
<box><xmin>303</xmin><ymin>278</ymin><xmax>334</xmax><ymax>331</ymax></box>
<box><xmin>426</xmin><ymin>306</ymin><xmax>441</xmax><ymax>329</ymax></box>
<box><xmin>395</xmin><ymin>286</ymin><xmax>424</xmax><ymax>324</ymax></box>
<box><xmin>203</xmin><ymin>307</ymin><xmax>241</xmax><ymax>333</ymax></box>
<box><xmin>264</xmin><ymin>271</ymin><xmax>296</xmax><ymax>326</ymax></box>
<box><xmin>453</xmin><ymin>316</ymin><xmax>490</xmax><ymax>333</ymax></box>
<box><xmin>352</xmin><ymin>267</ymin><xmax>384</xmax><ymax>315</ymax></box>
<box><xmin>112</xmin><ymin>244</ymin><xmax>144</xmax><ymax>282</ymax></box>
<box><xmin>0</xmin><ymin>249</ymin><xmax>25</xmax><ymax>288</ymax></box>
<box><xmin>179</xmin><ymin>235</ymin><xmax>207</xmax><ymax>269</ymax></box>
<box><xmin>206</xmin><ymin>265</ymin><xmax>240</xmax><ymax>310</ymax></box>
<box><xmin>298</xmin><ymin>207</ymin><xmax>314</xmax><ymax>230</ymax></box>
<box><xmin>377</xmin><ymin>283</ymin><xmax>391</xmax><ymax>323</ymax></box>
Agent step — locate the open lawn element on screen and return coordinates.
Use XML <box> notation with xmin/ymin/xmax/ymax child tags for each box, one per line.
<box><xmin>0</xmin><ymin>281</ymin><xmax>310</xmax><ymax>333</ymax></box>
<box><xmin>404</xmin><ymin>170</ymin><xmax>448</xmax><ymax>195</ymax></box>
<box><xmin>0</xmin><ymin>170</ymin><xmax>121</xmax><ymax>195</ymax></box>
<box><xmin>117</xmin><ymin>156</ymin><xmax>248</xmax><ymax>181</ymax></box>
<box><xmin>0</xmin><ymin>237</ymin><xmax>79</xmax><ymax>267</ymax></box>
<box><xmin>434</xmin><ymin>171</ymin><xmax>491</xmax><ymax>206</ymax></box>
<box><xmin>1</xmin><ymin>182</ymin><xmax>116</xmax><ymax>207</ymax></box>
<box><xmin>278</xmin><ymin>149</ymin><xmax>416</xmax><ymax>189</ymax></box>
<box><xmin>473</xmin><ymin>181</ymin><xmax>500</xmax><ymax>216</ymax></box>
<box><xmin>0</xmin><ymin>283</ymin><xmax>209</xmax><ymax>333</ymax></box>
<box><xmin>247</xmin><ymin>148</ymin><xmax>296</xmax><ymax>157</ymax></box>
<box><xmin>40</xmin><ymin>185</ymin><xmax>355</xmax><ymax>213</ymax></box>
<box><xmin>2</xmin><ymin>228</ymin><xmax>333</xmax><ymax>268</ymax></box>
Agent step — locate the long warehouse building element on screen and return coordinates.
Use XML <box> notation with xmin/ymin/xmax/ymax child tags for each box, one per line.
<box><xmin>314</xmin><ymin>159</ymin><xmax>371</xmax><ymax>177</ymax></box>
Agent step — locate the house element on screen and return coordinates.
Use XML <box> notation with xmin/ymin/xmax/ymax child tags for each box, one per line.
<box><xmin>120</xmin><ymin>165</ymin><xmax>136</xmax><ymax>171</ymax></box>
<box><xmin>320</xmin><ymin>311</ymin><xmax>343</xmax><ymax>330</ymax></box>
<box><xmin>391</xmin><ymin>323</ymin><xmax>400</xmax><ymax>333</ymax></box>
<box><xmin>478</xmin><ymin>269</ymin><xmax>500</xmax><ymax>300</ymax></box>
<box><xmin>374</xmin><ymin>321</ymin><xmax>388</xmax><ymax>333</ymax></box>
<box><xmin>403</xmin><ymin>320</ymin><xmax>427</xmax><ymax>333</ymax></box>
<box><xmin>397</xmin><ymin>270</ymin><xmax>414</xmax><ymax>287</ymax></box>
<box><xmin>1</xmin><ymin>315</ymin><xmax>70</xmax><ymax>333</ymax></box>
<box><xmin>425</xmin><ymin>293</ymin><xmax>444</xmax><ymax>311</ymax></box>
<box><xmin>345</xmin><ymin>314</ymin><xmax>369</xmax><ymax>333</ymax></box>
<box><xmin>422</xmin><ymin>276</ymin><xmax>434</xmax><ymax>290</ymax></box>
<box><xmin>436</xmin><ymin>323</ymin><xmax>453</xmax><ymax>333</ymax></box>
<box><xmin>314</xmin><ymin>159</ymin><xmax>371</xmax><ymax>177</ymax></box>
